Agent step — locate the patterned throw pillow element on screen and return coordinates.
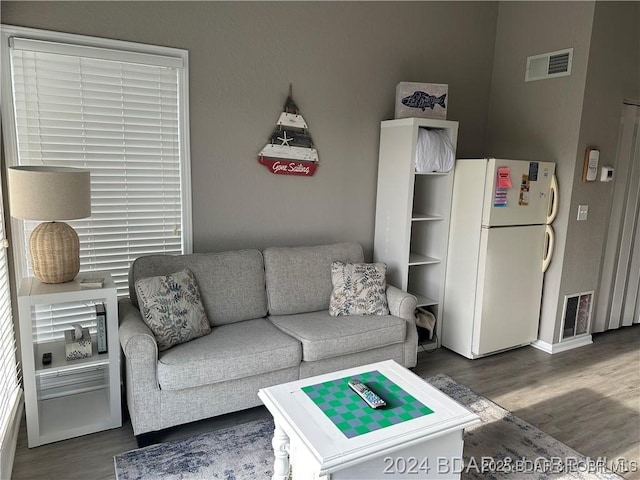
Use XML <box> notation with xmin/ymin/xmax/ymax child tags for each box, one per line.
<box><xmin>329</xmin><ymin>261</ymin><xmax>390</xmax><ymax>316</ymax></box>
<box><xmin>135</xmin><ymin>269</ymin><xmax>211</xmax><ymax>351</ymax></box>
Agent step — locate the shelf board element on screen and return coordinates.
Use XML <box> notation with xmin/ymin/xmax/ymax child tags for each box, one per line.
<box><xmin>408</xmin><ymin>253</ymin><xmax>440</xmax><ymax>265</ymax></box>
<box><xmin>410</xmin><ymin>293</ymin><xmax>438</xmax><ymax>307</ymax></box>
<box><xmin>20</xmin><ymin>274</ymin><xmax>117</xmax><ymax>306</ymax></box>
<box><xmin>414</xmin><ymin>171</ymin><xmax>450</xmax><ymax>177</ymax></box>
<box><xmin>35</xmin><ymin>340</ymin><xmax>110</xmax><ymax>376</ymax></box>
<box><xmin>37</xmin><ymin>389</ymin><xmax>116</xmax><ymax>446</ymax></box>
<box><xmin>411</xmin><ymin>213</ymin><xmax>443</xmax><ymax>222</ymax></box>
<box><xmin>419</xmin><ymin>339</ymin><xmax>439</xmax><ymax>352</ymax></box>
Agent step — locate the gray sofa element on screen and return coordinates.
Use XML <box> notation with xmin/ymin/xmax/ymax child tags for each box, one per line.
<box><xmin>118</xmin><ymin>242</ymin><xmax>418</xmax><ymax>436</ymax></box>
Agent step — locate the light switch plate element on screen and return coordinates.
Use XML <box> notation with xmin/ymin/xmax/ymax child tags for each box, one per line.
<box><xmin>577</xmin><ymin>204</ymin><xmax>589</xmax><ymax>221</ymax></box>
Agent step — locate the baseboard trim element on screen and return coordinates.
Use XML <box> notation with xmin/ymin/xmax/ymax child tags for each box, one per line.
<box><xmin>531</xmin><ymin>335</ymin><xmax>593</xmax><ymax>354</ymax></box>
<box><xmin>1</xmin><ymin>390</ymin><xmax>24</xmax><ymax>480</ymax></box>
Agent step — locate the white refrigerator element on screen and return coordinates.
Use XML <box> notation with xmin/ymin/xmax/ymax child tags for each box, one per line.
<box><xmin>442</xmin><ymin>158</ymin><xmax>558</xmax><ymax>359</ymax></box>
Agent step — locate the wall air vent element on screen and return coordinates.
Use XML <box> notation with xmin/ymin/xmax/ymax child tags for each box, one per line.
<box><xmin>561</xmin><ymin>291</ymin><xmax>593</xmax><ymax>340</ymax></box>
<box><xmin>525</xmin><ymin>48</ymin><xmax>573</xmax><ymax>82</ymax></box>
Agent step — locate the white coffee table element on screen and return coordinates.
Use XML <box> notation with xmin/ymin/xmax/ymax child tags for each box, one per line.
<box><xmin>258</xmin><ymin>360</ymin><xmax>479</xmax><ymax>479</ymax></box>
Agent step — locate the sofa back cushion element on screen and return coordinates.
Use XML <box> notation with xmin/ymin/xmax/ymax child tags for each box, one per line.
<box><xmin>129</xmin><ymin>250</ymin><xmax>267</xmax><ymax>326</ymax></box>
<box><xmin>263</xmin><ymin>242</ymin><xmax>364</xmax><ymax>315</ymax></box>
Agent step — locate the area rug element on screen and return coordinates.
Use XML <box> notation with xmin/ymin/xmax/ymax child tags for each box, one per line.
<box><xmin>114</xmin><ymin>374</ymin><xmax>624</xmax><ymax>480</ymax></box>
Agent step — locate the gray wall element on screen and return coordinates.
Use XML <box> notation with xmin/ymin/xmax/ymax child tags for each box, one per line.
<box><xmin>1</xmin><ymin>1</ymin><xmax>498</xmax><ymax>258</ymax></box>
<box><xmin>484</xmin><ymin>1</ymin><xmax>595</xmax><ymax>345</ymax></box>
<box><xmin>485</xmin><ymin>1</ymin><xmax>639</xmax><ymax>345</ymax></box>
<box><xmin>568</xmin><ymin>1</ymin><xmax>640</xmax><ymax>335</ymax></box>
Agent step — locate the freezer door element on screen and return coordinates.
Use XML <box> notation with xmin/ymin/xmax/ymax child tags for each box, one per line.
<box><xmin>482</xmin><ymin>158</ymin><xmax>556</xmax><ymax>227</ymax></box>
<box><xmin>472</xmin><ymin>224</ymin><xmax>545</xmax><ymax>356</ymax></box>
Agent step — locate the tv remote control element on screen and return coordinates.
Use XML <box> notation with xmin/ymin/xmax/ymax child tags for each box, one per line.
<box><xmin>348</xmin><ymin>379</ymin><xmax>386</xmax><ymax>409</ymax></box>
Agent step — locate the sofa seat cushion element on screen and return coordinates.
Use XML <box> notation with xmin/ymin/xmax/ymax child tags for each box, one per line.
<box><xmin>268</xmin><ymin>311</ymin><xmax>406</xmax><ymax>362</ymax></box>
<box><xmin>157</xmin><ymin>318</ymin><xmax>302</xmax><ymax>391</ymax></box>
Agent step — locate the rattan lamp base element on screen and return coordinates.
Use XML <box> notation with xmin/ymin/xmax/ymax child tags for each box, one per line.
<box><xmin>29</xmin><ymin>222</ymin><xmax>80</xmax><ymax>284</ymax></box>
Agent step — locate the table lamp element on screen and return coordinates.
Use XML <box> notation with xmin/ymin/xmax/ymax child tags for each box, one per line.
<box><xmin>7</xmin><ymin>166</ymin><xmax>91</xmax><ymax>284</ymax></box>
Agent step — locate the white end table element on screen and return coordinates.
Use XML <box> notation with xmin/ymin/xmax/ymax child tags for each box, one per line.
<box><xmin>17</xmin><ymin>273</ymin><xmax>121</xmax><ymax>447</ymax></box>
<box><xmin>258</xmin><ymin>360</ymin><xmax>479</xmax><ymax>479</ymax></box>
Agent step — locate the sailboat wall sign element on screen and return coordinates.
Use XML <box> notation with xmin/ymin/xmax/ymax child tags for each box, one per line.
<box><xmin>258</xmin><ymin>94</ymin><xmax>318</xmax><ymax>176</ymax></box>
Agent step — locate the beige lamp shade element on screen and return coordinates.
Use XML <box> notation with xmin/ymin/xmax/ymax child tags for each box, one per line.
<box><xmin>7</xmin><ymin>166</ymin><xmax>91</xmax><ymax>221</ymax></box>
<box><xmin>7</xmin><ymin>166</ymin><xmax>91</xmax><ymax>284</ymax></box>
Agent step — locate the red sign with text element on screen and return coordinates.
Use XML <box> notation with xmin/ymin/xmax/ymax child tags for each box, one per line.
<box><xmin>258</xmin><ymin>157</ymin><xmax>318</xmax><ymax>177</ymax></box>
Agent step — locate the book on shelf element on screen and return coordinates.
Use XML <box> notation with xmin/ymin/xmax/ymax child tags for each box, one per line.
<box><xmin>96</xmin><ymin>303</ymin><xmax>108</xmax><ymax>354</ymax></box>
<box><xmin>80</xmin><ymin>277</ymin><xmax>105</xmax><ymax>289</ymax></box>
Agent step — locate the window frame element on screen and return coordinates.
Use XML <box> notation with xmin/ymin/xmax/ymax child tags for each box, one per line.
<box><xmin>0</xmin><ymin>24</ymin><xmax>194</xmax><ymax>285</ymax></box>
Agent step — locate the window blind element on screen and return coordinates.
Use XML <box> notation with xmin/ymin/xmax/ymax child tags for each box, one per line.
<box><xmin>0</xmin><ymin>194</ymin><xmax>20</xmax><ymax>454</ymax></box>
<box><xmin>7</xmin><ymin>34</ymin><xmax>191</xmax><ymax>342</ymax></box>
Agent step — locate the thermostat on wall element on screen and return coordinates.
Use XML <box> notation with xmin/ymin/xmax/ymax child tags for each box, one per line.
<box><xmin>582</xmin><ymin>148</ymin><xmax>599</xmax><ymax>182</ymax></box>
<box><xmin>600</xmin><ymin>166</ymin><xmax>614</xmax><ymax>182</ymax></box>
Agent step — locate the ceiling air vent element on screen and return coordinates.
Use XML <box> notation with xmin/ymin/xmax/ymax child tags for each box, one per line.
<box><xmin>525</xmin><ymin>48</ymin><xmax>573</xmax><ymax>82</ymax></box>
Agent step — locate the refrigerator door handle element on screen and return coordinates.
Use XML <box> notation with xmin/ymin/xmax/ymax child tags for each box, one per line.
<box><xmin>546</xmin><ymin>174</ymin><xmax>559</xmax><ymax>224</ymax></box>
<box><xmin>542</xmin><ymin>224</ymin><xmax>555</xmax><ymax>272</ymax></box>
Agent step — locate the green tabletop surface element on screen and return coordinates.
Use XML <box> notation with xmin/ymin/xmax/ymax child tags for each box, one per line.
<box><xmin>302</xmin><ymin>370</ymin><xmax>434</xmax><ymax>438</ymax></box>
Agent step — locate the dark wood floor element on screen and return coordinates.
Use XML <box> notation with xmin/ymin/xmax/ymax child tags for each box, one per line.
<box><xmin>10</xmin><ymin>325</ymin><xmax>640</xmax><ymax>480</ymax></box>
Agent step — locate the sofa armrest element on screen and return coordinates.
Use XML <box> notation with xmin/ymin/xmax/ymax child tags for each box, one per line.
<box><xmin>386</xmin><ymin>285</ymin><xmax>417</xmax><ymax>321</ymax></box>
<box><xmin>386</xmin><ymin>285</ymin><xmax>419</xmax><ymax>368</ymax></box>
<box><xmin>118</xmin><ymin>298</ymin><xmax>162</xmax><ymax>435</ymax></box>
<box><xmin>119</xmin><ymin>299</ymin><xmax>157</xmax><ymax>356</ymax></box>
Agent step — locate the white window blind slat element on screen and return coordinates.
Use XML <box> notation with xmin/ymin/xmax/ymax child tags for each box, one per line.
<box><xmin>13</xmin><ymin>84</ymin><xmax>180</xmax><ymax>100</ymax></box>
<box><xmin>9</xmin><ymin>34</ymin><xmax>190</xmax><ymax>343</ymax></box>
<box><xmin>12</xmin><ymin>60</ymin><xmax>181</xmax><ymax>80</ymax></box>
<box><xmin>17</xmin><ymin>124</ymin><xmax>178</xmax><ymax>135</ymax></box>
<box><xmin>76</xmin><ymin>224</ymin><xmax>182</xmax><ymax>232</ymax></box>
<box><xmin>15</xmin><ymin>114</ymin><xmax>179</xmax><ymax>127</ymax></box>
<box><xmin>11</xmin><ymin>65</ymin><xmax>180</xmax><ymax>86</ymax></box>
<box><xmin>0</xmin><ymin>190</ymin><xmax>20</xmax><ymax>449</ymax></box>
<box><xmin>33</xmin><ymin>302</ymin><xmax>101</xmax><ymax>342</ymax></box>
<box><xmin>14</xmin><ymin>113</ymin><xmax>177</xmax><ymax>128</ymax></box>
<box><xmin>10</xmin><ymin>71</ymin><xmax>180</xmax><ymax>91</ymax></box>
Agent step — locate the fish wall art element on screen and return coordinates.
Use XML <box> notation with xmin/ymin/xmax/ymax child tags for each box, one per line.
<box><xmin>395</xmin><ymin>82</ymin><xmax>448</xmax><ymax>120</ymax></box>
<box><xmin>402</xmin><ymin>91</ymin><xmax>447</xmax><ymax>111</ymax></box>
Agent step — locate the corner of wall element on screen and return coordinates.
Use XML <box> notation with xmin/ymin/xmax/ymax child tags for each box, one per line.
<box><xmin>557</xmin><ymin>0</ymin><xmax>640</xmax><ymax>341</ymax></box>
<box><xmin>483</xmin><ymin>1</ymin><xmax>597</xmax><ymax>346</ymax></box>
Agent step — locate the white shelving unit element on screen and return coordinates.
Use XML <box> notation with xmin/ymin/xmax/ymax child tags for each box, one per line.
<box><xmin>17</xmin><ymin>273</ymin><xmax>121</xmax><ymax>447</ymax></box>
<box><xmin>373</xmin><ymin>117</ymin><xmax>459</xmax><ymax>351</ymax></box>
